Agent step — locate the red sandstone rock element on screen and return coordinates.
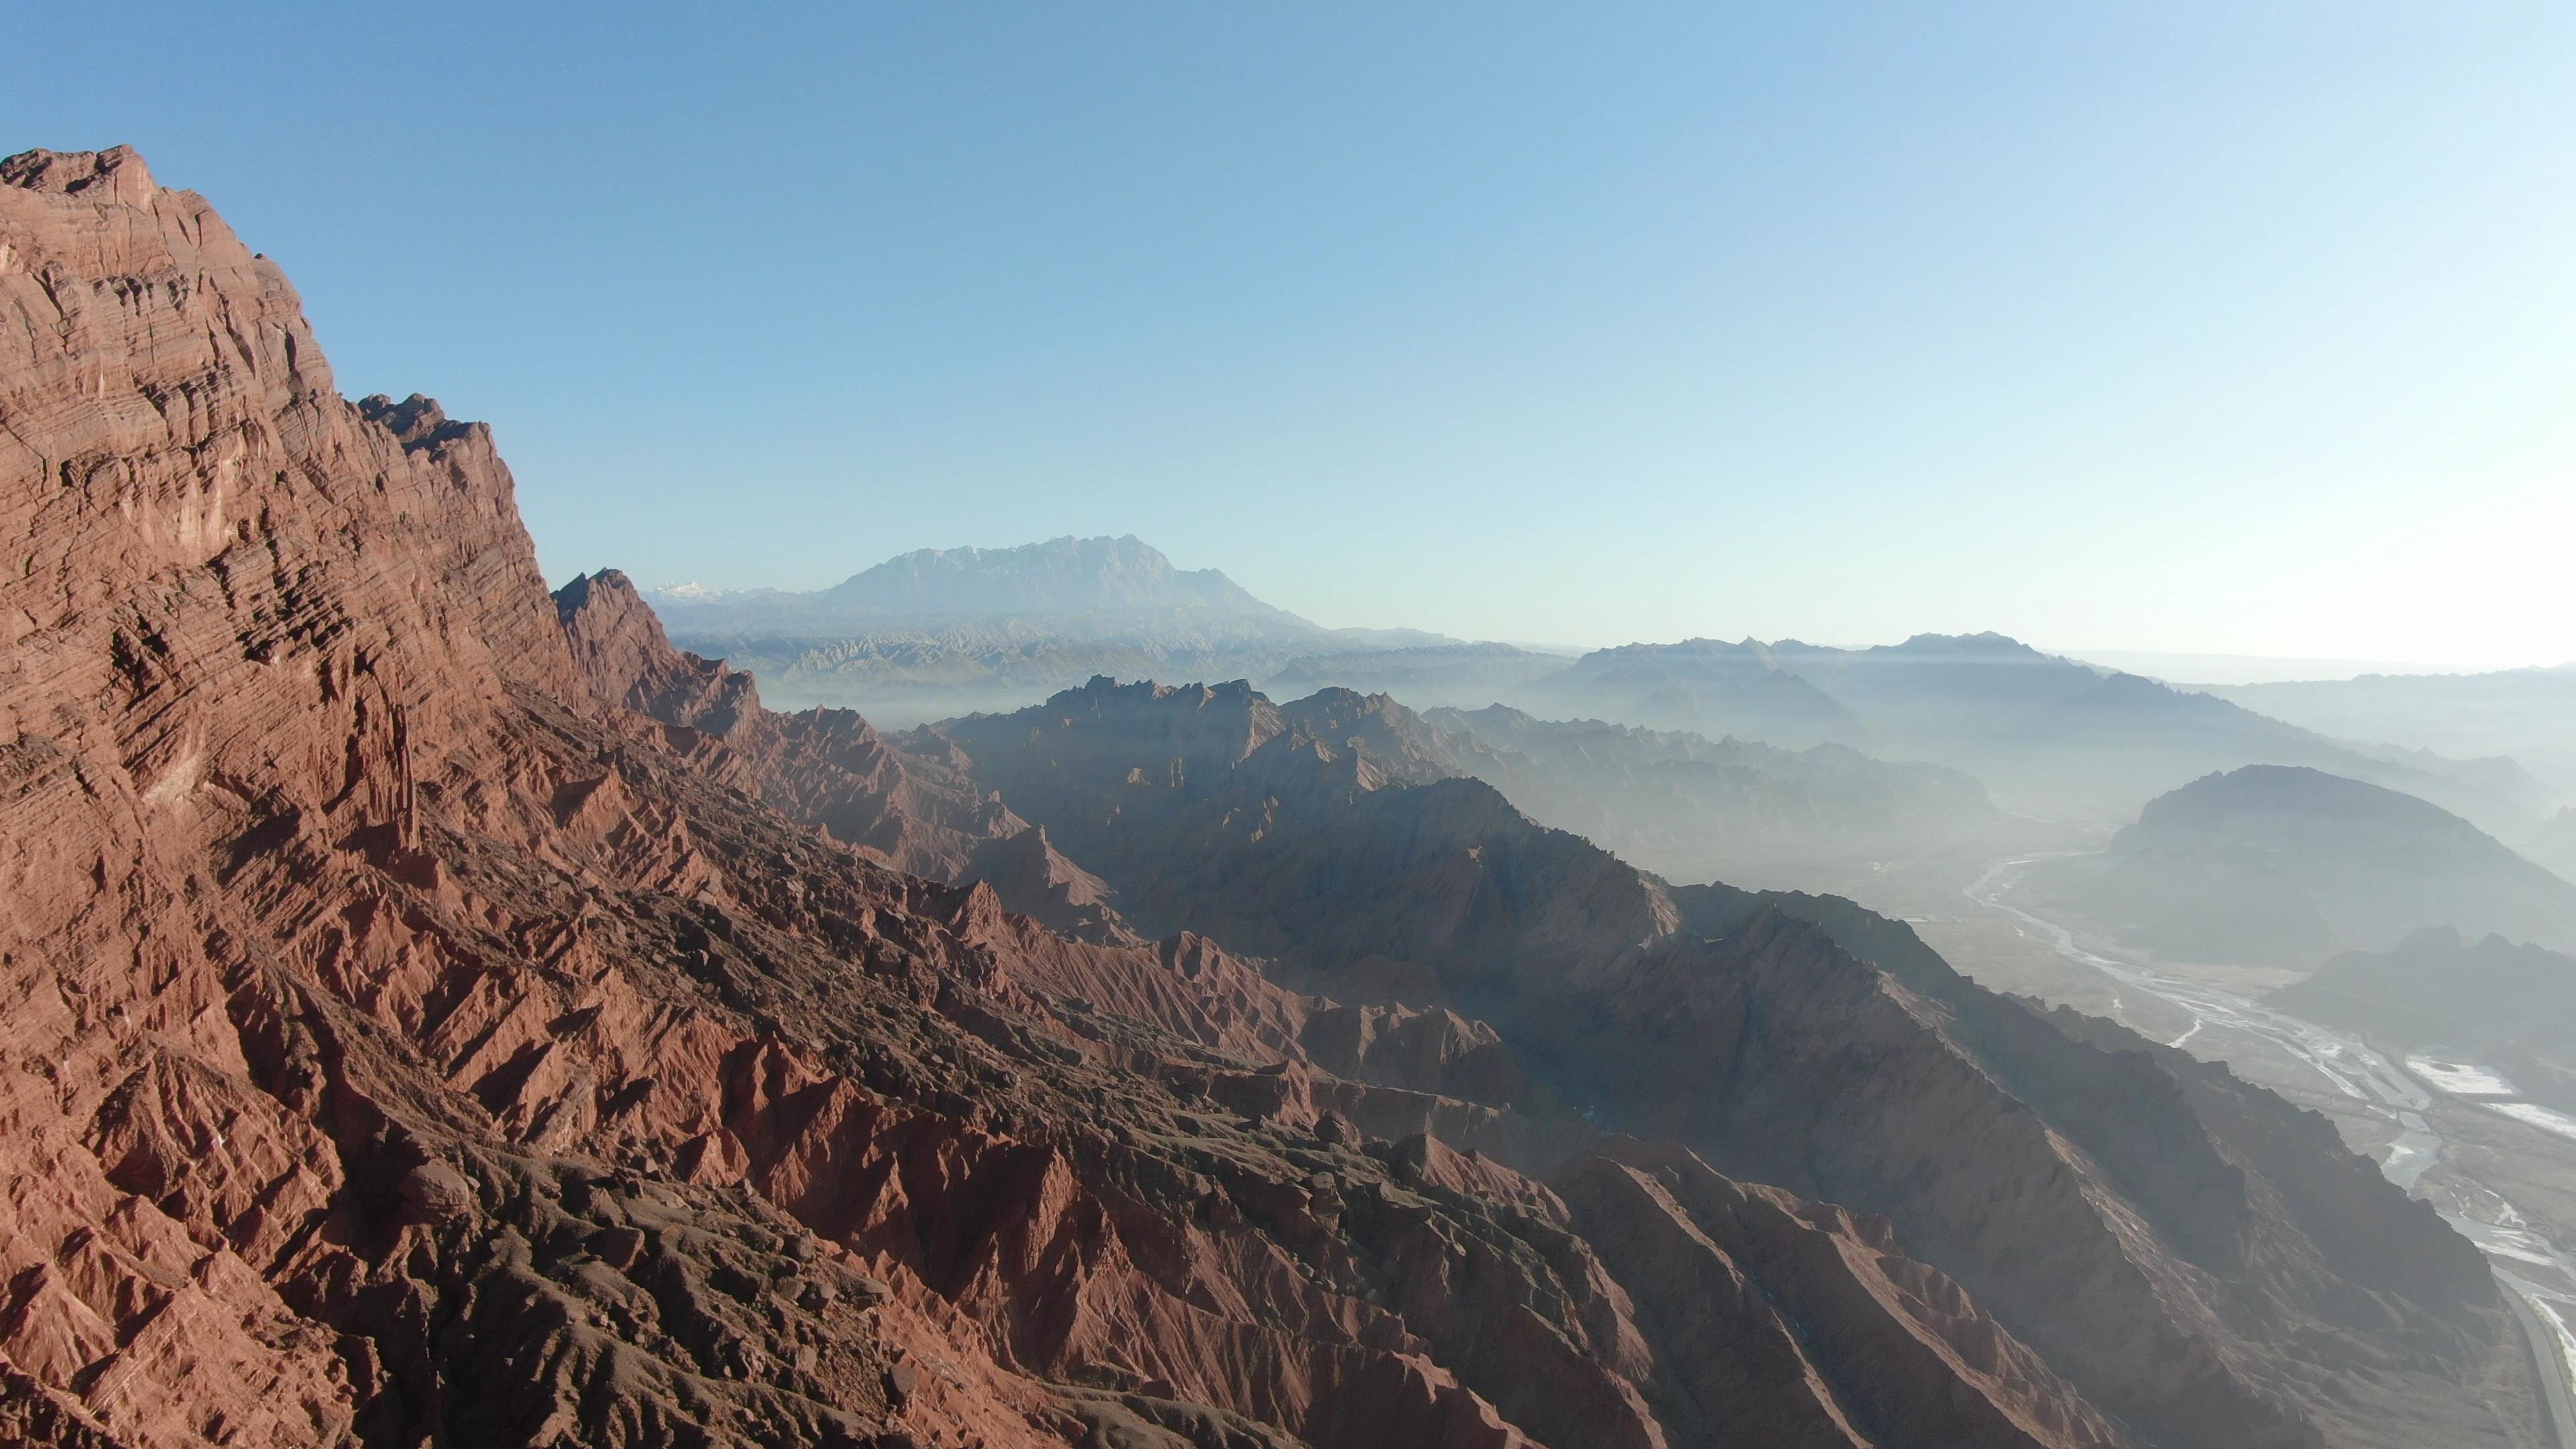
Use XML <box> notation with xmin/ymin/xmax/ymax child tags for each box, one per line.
<box><xmin>556</xmin><ymin>568</ymin><xmax>1030</xmax><ymax>884</ymax></box>
<box><xmin>0</xmin><ymin>144</ymin><xmax>2542</xmax><ymax>1449</ymax></box>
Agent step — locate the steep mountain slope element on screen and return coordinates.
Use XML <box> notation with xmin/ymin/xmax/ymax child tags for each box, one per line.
<box><xmin>559</xmin><ymin>568</ymin><xmax>1141</xmax><ymax>946</ymax></box>
<box><xmin>556</xmin><ymin>568</ymin><xmax>1034</xmax><ymax>880</ymax></box>
<box><xmin>2275</xmin><ymin>928</ymin><xmax>2576</xmax><ymax>1112</ymax></box>
<box><xmin>0</xmin><ymin>144</ymin><xmax>2210</xmax><ymax>1449</ymax></box>
<box><xmin>925</xmin><ymin>679</ymin><xmax>2542</xmax><ymax>1449</ymax></box>
<box><xmin>2025</xmin><ymin>766</ymin><xmax>2576</xmax><ymax>967</ymax></box>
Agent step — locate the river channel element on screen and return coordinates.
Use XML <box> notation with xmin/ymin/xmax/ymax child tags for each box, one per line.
<box><xmin>1965</xmin><ymin>854</ymin><xmax>2576</xmax><ymax>1445</ymax></box>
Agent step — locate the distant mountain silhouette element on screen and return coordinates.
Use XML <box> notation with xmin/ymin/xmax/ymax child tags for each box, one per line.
<box><xmin>2532</xmin><ymin>808</ymin><xmax>2576</xmax><ymax>883</ymax></box>
<box><xmin>651</xmin><ymin>536</ymin><xmax>1469</xmax><ymax>720</ymax></box>
<box><xmin>2028</xmin><ymin>765</ymin><xmax>2576</xmax><ymax>967</ymax></box>
<box><xmin>812</xmin><ymin>534</ymin><xmax>1300</xmax><ymax>620</ymax></box>
<box><xmin>1267</xmin><ymin>641</ymin><xmax>1570</xmax><ymax>706</ymax></box>
<box><xmin>655</xmin><ymin>534</ymin><xmax>1324</xmax><ymax>635</ymax></box>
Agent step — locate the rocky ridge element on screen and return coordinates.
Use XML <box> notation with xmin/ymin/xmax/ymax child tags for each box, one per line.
<box><xmin>924</xmin><ymin>678</ymin><xmax>2546</xmax><ymax>1448</ymax></box>
<box><xmin>0</xmin><ymin>145</ymin><xmax>2204</xmax><ymax>1448</ymax></box>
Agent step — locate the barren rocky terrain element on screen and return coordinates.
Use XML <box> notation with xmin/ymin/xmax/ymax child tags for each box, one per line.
<box><xmin>0</xmin><ymin>146</ymin><xmax>2551</xmax><ymax>1448</ymax></box>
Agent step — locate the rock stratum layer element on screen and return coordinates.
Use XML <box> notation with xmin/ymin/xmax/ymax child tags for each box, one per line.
<box><xmin>0</xmin><ymin>146</ymin><xmax>2548</xmax><ymax>1449</ymax></box>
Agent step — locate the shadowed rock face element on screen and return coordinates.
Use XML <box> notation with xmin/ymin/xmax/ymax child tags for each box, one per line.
<box><xmin>2275</xmin><ymin>927</ymin><xmax>2576</xmax><ymax>1113</ymax></box>
<box><xmin>0</xmin><ymin>146</ymin><xmax>2542</xmax><ymax>1449</ymax></box>
<box><xmin>930</xmin><ymin>682</ymin><xmax>2545</xmax><ymax>1449</ymax></box>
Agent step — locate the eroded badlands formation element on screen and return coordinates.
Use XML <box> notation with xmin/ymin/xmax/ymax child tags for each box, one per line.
<box><xmin>0</xmin><ymin>148</ymin><xmax>2550</xmax><ymax>1447</ymax></box>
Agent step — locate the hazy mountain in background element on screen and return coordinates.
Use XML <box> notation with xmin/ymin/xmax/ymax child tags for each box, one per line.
<box><xmin>2025</xmin><ymin>765</ymin><xmax>2576</xmax><ymax>968</ymax></box>
<box><xmin>1267</xmin><ymin>641</ymin><xmax>1573</xmax><ymax>706</ymax></box>
<box><xmin>814</xmin><ymin>534</ymin><xmax>1299</xmax><ymax>622</ymax></box>
<box><xmin>1511</xmin><ymin>637</ymin><xmax>1870</xmax><ymax>748</ymax></box>
<box><xmin>2275</xmin><ymin>928</ymin><xmax>2576</xmax><ymax>1114</ymax></box>
<box><xmin>652</xmin><ymin>535</ymin><xmax>1471</xmax><ymax>722</ymax></box>
<box><xmin>1424</xmin><ymin>703</ymin><xmax>1997</xmax><ymax>890</ymax></box>
<box><xmin>652</xmin><ymin>538</ymin><xmax>2562</xmax><ymax>841</ymax></box>
<box><xmin>653</xmin><ymin>534</ymin><xmax>1326</xmax><ymax>638</ymax></box>
<box><xmin>1509</xmin><ymin>632</ymin><xmax>2557</xmax><ymax>832</ymax></box>
<box><xmin>2064</xmin><ymin>649</ymin><xmax>2453</xmax><ymax>686</ymax></box>
<box><xmin>2209</xmin><ymin>665</ymin><xmax>2576</xmax><ymax>796</ymax></box>
<box><xmin>2531</xmin><ymin>808</ymin><xmax>2576</xmax><ymax>883</ymax></box>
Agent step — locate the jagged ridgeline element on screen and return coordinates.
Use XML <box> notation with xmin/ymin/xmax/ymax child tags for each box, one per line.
<box><xmin>0</xmin><ymin>148</ymin><xmax>2550</xmax><ymax>1448</ymax></box>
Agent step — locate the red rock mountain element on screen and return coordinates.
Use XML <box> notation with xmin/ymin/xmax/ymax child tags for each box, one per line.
<box><xmin>0</xmin><ymin>146</ymin><xmax>2548</xmax><ymax>1449</ymax></box>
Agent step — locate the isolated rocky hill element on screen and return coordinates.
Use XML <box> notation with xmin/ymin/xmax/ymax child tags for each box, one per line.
<box><xmin>0</xmin><ymin>146</ymin><xmax>2546</xmax><ymax>1449</ymax></box>
<box><xmin>2026</xmin><ymin>765</ymin><xmax>2576</xmax><ymax>968</ymax></box>
<box><xmin>2276</xmin><ymin>928</ymin><xmax>2576</xmax><ymax>1113</ymax></box>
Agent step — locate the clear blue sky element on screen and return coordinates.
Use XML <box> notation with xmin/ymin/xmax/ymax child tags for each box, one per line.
<box><xmin>11</xmin><ymin>3</ymin><xmax>2573</xmax><ymax>665</ymax></box>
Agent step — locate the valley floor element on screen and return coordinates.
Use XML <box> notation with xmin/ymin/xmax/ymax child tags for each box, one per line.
<box><xmin>1923</xmin><ymin>855</ymin><xmax>2576</xmax><ymax>1449</ymax></box>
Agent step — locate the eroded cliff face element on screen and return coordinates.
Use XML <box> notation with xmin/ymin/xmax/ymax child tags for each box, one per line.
<box><xmin>0</xmin><ymin>147</ymin><xmax>2156</xmax><ymax>1449</ymax></box>
<box><xmin>554</xmin><ymin>568</ymin><xmax>1025</xmax><ymax>883</ymax></box>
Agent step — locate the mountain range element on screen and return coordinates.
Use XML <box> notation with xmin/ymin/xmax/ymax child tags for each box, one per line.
<box><xmin>2209</xmin><ymin>665</ymin><xmax>2576</xmax><ymax>800</ymax></box>
<box><xmin>0</xmin><ymin>146</ymin><xmax>2551</xmax><ymax>1448</ymax></box>
<box><xmin>1512</xmin><ymin>633</ymin><xmax>2563</xmax><ymax>833</ymax></box>
<box><xmin>658</xmin><ymin>549</ymin><xmax>2563</xmax><ymax>841</ymax></box>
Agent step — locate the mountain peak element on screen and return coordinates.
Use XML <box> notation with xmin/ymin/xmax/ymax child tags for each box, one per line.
<box><xmin>792</xmin><ymin>534</ymin><xmax>1301</xmax><ymax>623</ymax></box>
<box><xmin>1882</xmin><ymin>631</ymin><xmax>2047</xmax><ymax>659</ymax></box>
<box><xmin>1</xmin><ymin>144</ymin><xmax>158</xmax><ymax>203</ymax></box>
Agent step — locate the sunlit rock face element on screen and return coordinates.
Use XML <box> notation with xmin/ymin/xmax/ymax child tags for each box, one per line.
<box><xmin>0</xmin><ymin>146</ymin><xmax>2542</xmax><ymax>1449</ymax></box>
